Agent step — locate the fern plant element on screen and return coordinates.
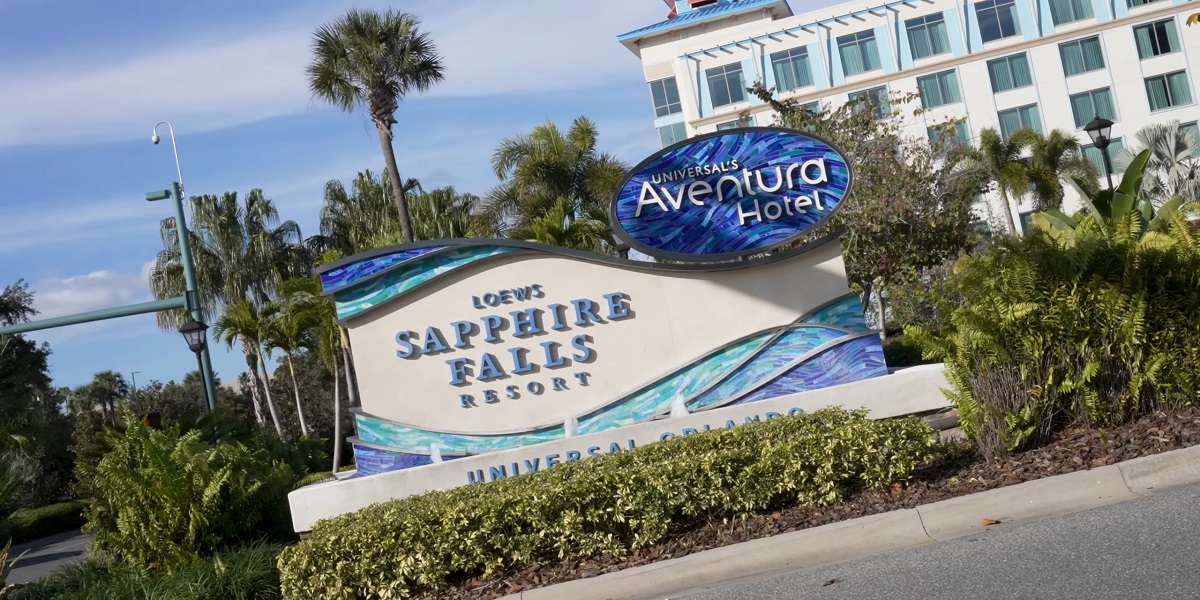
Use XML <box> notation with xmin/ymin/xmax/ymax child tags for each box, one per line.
<box><xmin>84</xmin><ymin>407</ymin><xmax>295</xmax><ymax>572</ymax></box>
<box><xmin>907</xmin><ymin>193</ymin><xmax>1200</xmax><ymax>459</ymax></box>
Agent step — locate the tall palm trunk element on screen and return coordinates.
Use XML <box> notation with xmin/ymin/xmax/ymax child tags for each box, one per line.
<box><xmin>331</xmin><ymin>355</ymin><xmax>342</xmax><ymax>474</ymax></box>
<box><xmin>240</xmin><ymin>339</ymin><xmax>266</xmax><ymax>426</ymax></box>
<box><xmin>999</xmin><ymin>188</ymin><xmax>1017</xmax><ymax>234</ymax></box>
<box><xmin>338</xmin><ymin>327</ymin><xmax>359</xmax><ymax>408</ymax></box>
<box><xmin>376</xmin><ymin>123</ymin><xmax>414</xmax><ymax>243</ymax></box>
<box><xmin>257</xmin><ymin>349</ymin><xmax>284</xmax><ymax>437</ymax></box>
<box><xmin>287</xmin><ymin>353</ymin><xmax>310</xmax><ymax>437</ymax></box>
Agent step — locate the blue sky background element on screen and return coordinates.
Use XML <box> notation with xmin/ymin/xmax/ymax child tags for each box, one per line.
<box><xmin>0</xmin><ymin>0</ymin><xmax>705</xmax><ymax>389</ymax></box>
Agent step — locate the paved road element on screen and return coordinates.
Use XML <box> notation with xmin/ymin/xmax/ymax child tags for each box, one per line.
<box><xmin>5</xmin><ymin>531</ymin><xmax>90</xmax><ymax>584</ymax></box>
<box><xmin>683</xmin><ymin>482</ymin><xmax>1200</xmax><ymax>600</ymax></box>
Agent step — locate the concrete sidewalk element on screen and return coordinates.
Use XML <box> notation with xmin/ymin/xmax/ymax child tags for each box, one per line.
<box><xmin>503</xmin><ymin>444</ymin><xmax>1200</xmax><ymax>600</ymax></box>
<box><xmin>4</xmin><ymin>531</ymin><xmax>90</xmax><ymax>584</ymax></box>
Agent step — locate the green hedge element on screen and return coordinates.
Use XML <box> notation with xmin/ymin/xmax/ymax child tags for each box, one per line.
<box><xmin>278</xmin><ymin>408</ymin><xmax>938</xmax><ymax>599</ymax></box>
<box><xmin>0</xmin><ymin>501</ymin><xmax>88</xmax><ymax>546</ymax></box>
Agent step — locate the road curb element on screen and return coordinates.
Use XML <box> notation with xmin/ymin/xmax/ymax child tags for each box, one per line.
<box><xmin>503</xmin><ymin>443</ymin><xmax>1200</xmax><ymax>600</ymax></box>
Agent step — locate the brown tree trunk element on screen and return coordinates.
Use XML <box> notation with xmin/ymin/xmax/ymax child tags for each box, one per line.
<box><xmin>376</xmin><ymin>123</ymin><xmax>414</xmax><ymax>243</ymax></box>
<box><xmin>241</xmin><ymin>339</ymin><xmax>266</xmax><ymax>426</ymax></box>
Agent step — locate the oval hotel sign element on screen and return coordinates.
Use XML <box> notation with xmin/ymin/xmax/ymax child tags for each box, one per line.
<box><xmin>611</xmin><ymin>127</ymin><xmax>852</xmax><ymax>261</ymax></box>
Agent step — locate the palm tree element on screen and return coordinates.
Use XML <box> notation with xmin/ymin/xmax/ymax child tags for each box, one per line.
<box><xmin>308</xmin><ymin>9</ymin><xmax>445</xmax><ymax>244</ymax></box>
<box><xmin>1115</xmin><ymin>121</ymin><xmax>1200</xmax><ymax>203</ymax></box>
<box><xmin>1025</xmin><ymin>129</ymin><xmax>1100</xmax><ymax>211</ymax></box>
<box><xmin>264</xmin><ymin>301</ymin><xmax>316</xmax><ymax>438</ymax></box>
<box><xmin>213</xmin><ymin>299</ymin><xmax>284</xmax><ymax>437</ymax></box>
<box><xmin>481</xmin><ymin>117</ymin><xmax>628</xmax><ymax>237</ymax></box>
<box><xmin>70</xmin><ymin>371</ymin><xmax>128</xmax><ymax>425</ymax></box>
<box><xmin>281</xmin><ymin>276</ymin><xmax>349</xmax><ymax>472</ymax></box>
<box><xmin>148</xmin><ymin>190</ymin><xmax>307</xmax><ymax>427</ymax></box>
<box><xmin>509</xmin><ymin>197</ymin><xmax>614</xmax><ymax>252</ymax></box>
<box><xmin>963</xmin><ymin>127</ymin><xmax>1036</xmax><ymax>234</ymax></box>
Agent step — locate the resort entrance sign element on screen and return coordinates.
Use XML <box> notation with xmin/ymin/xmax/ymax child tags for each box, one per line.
<box><xmin>288</xmin><ymin>127</ymin><xmax>913</xmax><ymax>532</ymax></box>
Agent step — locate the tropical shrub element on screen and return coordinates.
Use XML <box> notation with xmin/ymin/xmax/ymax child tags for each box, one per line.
<box><xmin>908</xmin><ymin>151</ymin><xmax>1200</xmax><ymax>458</ymax></box>
<box><xmin>9</xmin><ymin>542</ymin><xmax>283</xmax><ymax>600</ymax></box>
<box><xmin>84</xmin><ymin>408</ymin><xmax>295</xmax><ymax>572</ymax></box>
<box><xmin>277</xmin><ymin>408</ymin><xmax>938</xmax><ymax>599</ymax></box>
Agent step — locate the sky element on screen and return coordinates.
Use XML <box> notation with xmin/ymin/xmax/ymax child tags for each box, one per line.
<box><xmin>0</xmin><ymin>0</ymin><xmax>696</xmax><ymax>389</ymax></box>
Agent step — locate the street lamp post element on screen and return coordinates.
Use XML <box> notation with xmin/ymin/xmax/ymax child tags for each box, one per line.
<box><xmin>1084</xmin><ymin>115</ymin><xmax>1116</xmax><ymax>191</ymax></box>
<box><xmin>150</xmin><ymin>122</ymin><xmax>218</xmax><ymax>412</ymax></box>
<box><xmin>130</xmin><ymin>370</ymin><xmax>141</xmax><ymax>413</ymax></box>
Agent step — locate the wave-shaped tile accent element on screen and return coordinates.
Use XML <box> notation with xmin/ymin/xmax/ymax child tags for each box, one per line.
<box><xmin>352</xmin><ymin>444</ymin><xmax>464</xmax><ymax>477</ymax></box>
<box><xmin>687</xmin><ymin>325</ymin><xmax>847</xmax><ymax>410</ymax></box>
<box><xmin>806</xmin><ymin>294</ymin><xmax>868</xmax><ymax>330</ymax></box>
<box><xmin>729</xmin><ymin>335</ymin><xmax>888</xmax><ymax>406</ymax></box>
<box><xmin>319</xmin><ymin>246</ymin><xmax>444</xmax><ymax>291</ymax></box>
<box><xmin>333</xmin><ymin>246</ymin><xmax>522</xmax><ymax>320</ymax></box>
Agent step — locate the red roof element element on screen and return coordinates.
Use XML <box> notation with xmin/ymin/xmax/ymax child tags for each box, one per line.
<box><xmin>661</xmin><ymin>0</ymin><xmax>678</xmax><ymax>18</ymax></box>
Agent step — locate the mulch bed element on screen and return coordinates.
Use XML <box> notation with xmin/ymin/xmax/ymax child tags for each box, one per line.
<box><xmin>429</xmin><ymin>406</ymin><xmax>1200</xmax><ymax>600</ymax></box>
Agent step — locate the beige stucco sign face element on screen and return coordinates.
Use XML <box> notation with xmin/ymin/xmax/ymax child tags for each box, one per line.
<box><xmin>342</xmin><ymin>241</ymin><xmax>851</xmax><ymax>434</ymax></box>
<box><xmin>317</xmin><ymin>235</ymin><xmax>887</xmax><ymax>478</ymax></box>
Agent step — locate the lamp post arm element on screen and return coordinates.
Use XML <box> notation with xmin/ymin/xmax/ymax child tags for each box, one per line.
<box><xmin>153</xmin><ymin>121</ymin><xmax>185</xmax><ymax>198</ymax></box>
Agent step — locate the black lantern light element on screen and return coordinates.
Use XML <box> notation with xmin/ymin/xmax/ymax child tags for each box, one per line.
<box><xmin>1083</xmin><ymin>115</ymin><xmax>1116</xmax><ymax>191</ymax></box>
<box><xmin>178</xmin><ymin>319</ymin><xmax>208</xmax><ymax>354</ymax></box>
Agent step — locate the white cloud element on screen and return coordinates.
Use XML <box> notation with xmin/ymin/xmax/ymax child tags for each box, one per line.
<box><xmin>0</xmin><ymin>0</ymin><xmax>663</xmax><ymax>148</ymax></box>
<box><xmin>23</xmin><ymin>262</ymin><xmax>156</xmax><ymax>345</ymax></box>
<box><xmin>31</xmin><ymin>262</ymin><xmax>153</xmax><ymax>320</ymax></box>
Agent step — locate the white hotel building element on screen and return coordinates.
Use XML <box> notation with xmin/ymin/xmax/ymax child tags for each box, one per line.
<box><xmin>617</xmin><ymin>0</ymin><xmax>1200</xmax><ymax>231</ymax></box>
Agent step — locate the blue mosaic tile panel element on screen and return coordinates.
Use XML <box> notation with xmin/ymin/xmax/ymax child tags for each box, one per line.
<box><xmin>728</xmin><ymin>335</ymin><xmax>888</xmax><ymax>406</ymax></box>
<box><xmin>613</xmin><ymin>130</ymin><xmax>850</xmax><ymax>258</ymax></box>
<box><xmin>334</xmin><ymin>246</ymin><xmax>521</xmax><ymax>320</ymax></box>
<box><xmin>805</xmin><ymin>294</ymin><xmax>868</xmax><ymax>330</ymax></box>
<box><xmin>575</xmin><ymin>331</ymin><xmax>774</xmax><ymax>433</ymax></box>
<box><xmin>352</xmin><ymin>444</ymin><xmax>465</xmax><ymax>477</ymax></box>
<box><xmin>687</xmin><ymin>325</ymin><xmax>846</xmax><ymax>410</ymax></box>
<box><xmin>319</xmin><ymin>247</ymin><xmax>443</xmax><ymax>292</ymax></box>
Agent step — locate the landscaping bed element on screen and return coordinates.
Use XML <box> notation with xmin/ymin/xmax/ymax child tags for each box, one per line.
<box><xmin>429</xmin><ymin>406</ymin><xmax>1200</xmax><ymax>599</ymax></box>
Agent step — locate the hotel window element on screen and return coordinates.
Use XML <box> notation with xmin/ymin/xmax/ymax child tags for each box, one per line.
<box><xmin>906</xmin><ymin>14</ymin><xmax>951</xmax><ymax>59</ymax></box>
<box><xmin>838</xmin><ymin>30</ymin><xmax>882</xmax><ymax>76</ymax></box>
<box><xmin>927</xmin><ymin>120</ymin><xmax>971</xmax><ymax>152</ymax></box>
<box><xmin>1128</xmin><ymin>0</ymin><xmax>1167</xmax><ymax>7</ymax></box>
<box><xmin>706</xmin><ymin>63</ymin><xmax>746</xmax><ymax>108</ymax></box>
<box><xmin>1082</xmin><ymin>138</ymin><xmax>1126</xmax><ymax>176</ymax></box>
<box><xmin>1145</xmin><ymin>71</ymin><xmax>1193</xmax><ymax>111</ymax></box>
<box><xmin>987</xmin><ymin>53</ymin><xmax>1032</xmax><ymax>93</ymax></box>
<box><xmin>649</xmin><ymin>77</ymin><xmax>682</xmax><ymax>117</ymax></box>
<box><xmin>917</xmin><ymin>70</ymin><xmax>962</xmax><ymax>108</ymax></box>
<box><xmin>799</xmin><ymin>100</ymin><xmax>822</xmax><ymax>113</ymax></box>
<box><xmin>975</xmin><ymin>0</ymin><xmax>1021</xmax><ymax>43</ymax></box>
<box><xmin>1134</xmin><ymin>19</ymin><xmax>1180</xmax><ymax>59</ymax></box>
<box><xmin>716</xmin><ymin>116</ymin><xmax>756</xmax><ymax>130</ymax></box>
<box><xmin>998</xmin><ymin>104</ymin><xmax>1042</xmax><ymax>138</ymax></box>
<box><xmin>1059</xmin><ymin>37</ymin><xmax>1105</xmax><ymax>76</ymax></box>
<box><xmin>1048</xmin><ymin>0</ymin><xmax>1093</xmax><ymax>25</ymax></box>
<box><xmin>1182</xmin><ymin>122</ymin><xmax>1200</xmax><ymax>157</ymax></box>
<box><xmin>1069</xmin><ymin>88</ymin><xmax>1116</xmax><ymax>128</ymax></box>
<box><xmin>771</xmin><ymin>48</ymin><xmax>814</xmax><ymax>91</ymax></box>
<box><xmin>658</xmin><ymin>122</ymin><xmax>687</xmax><ymax>148</ymax></box>
<box><xmin>848</xmin><ymin>86</ymin><xmax>890</xmax><ymax>119</ymax></box>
